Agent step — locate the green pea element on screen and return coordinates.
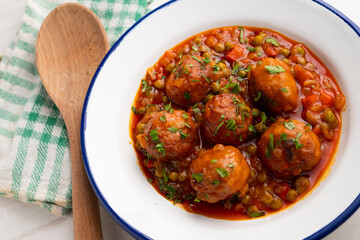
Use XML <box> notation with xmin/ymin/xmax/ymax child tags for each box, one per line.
<box><xmin>282</xmin><ymin>58</ymin><xmax>290</xmax><ymax>65</ymax></box>
<box><xmin>297</xmin><ymin>57</ymin><xmax>306</xmax><ymax>66</ymax></box>
<box><xmin>253</xmin><ymin>35</ymin><xmax>264</xmax><ymax>46</ymax></box>
<box><xmin>246</xmin><ymin>144</ymin><xmax>257</xmax><ymax>155</ymax></box>
<box><xmin>162</xmin><ymin>96</ymin><xmax>169</xmax><ymax>104</ymax></box>
<box><xmin>154</xmin><ymin>79</ymin><xmax>165</xmax><ymax>89</ymax></box>
<box><xmin>254</xmin><ymin>122</ymin><xmax>267</xmax><ymax>133</ymax></box>
<box><xmin>280</xmin><ymin>48</ymin><xmax>290</xmax><ymax>57</ymax></box>
<box><xmin>225</xmin><ymin>41</ymin><xmax>233</xmax><ymax>51</ymax></box>
<box><xmin>294</xmin><ymin>176</ymin><xmax>310</xmax><ymax>194</ymax></box>
<box><xmin>252</xmin><ymin>108</ymin><xmax>260</xmax><ymax>117</ymax></box>
<box><xmin>286</xmin><ymin>189</ymin><xmax>298</xmax><ymax>202</ymax></box>
<box><xmin>270</xmin><ymin>198</ymin><xmax>283</xmax><ymax>210</ymax></box>
<box><xmin>211</xmin><ymin>82</ymin><xmax>221</xmax><ymax>92</ymax></box>
<box><xmin>165</xmin><ymin>63</ymin><xmax>175</xmax><ymax>72</ymax></box>
<box><xmin>169</xmin><ymin>172</ymin><xmax>178</xmax><ymax>182</ymax></box>
<box><xmin>214</xmin><ymin>42</ymin><xmax>225</xmax><ymax>53</ymax></box>
<box><xmin>178</xmin><ymin>170</ymin><xmax>187</xmax><ymax>182</ymax></box>
<box><xmin>202</xmin><ymin>52</ymin><xmax>211</xmax><ymax>59</ymax></box>
<box><xmin>260</xmin><ymin>191</ymin><xmax>273</xmax><ymax>206</ymax></box>
<box><xmin>194</xmin><ymin>37</ymin><xmax>202</xmax><ymax>45</ymax></box>
<box><xmin>204</xmin><ymin>94</ymin><xmax>214</xmax><ymax>103</ymax></box>
<box><xmin>297</xmin><ymin>46</ymin><xmax>305</xmax><ymax>55</ymax></box>
<box><xmin>241</xmin><ymin>195</ymin><xmax>251</xmax><ymax>205</ymax></box>
<box><xmin>321</xmin><ymin>108</ymin><xmax>338</xmax><ymax>128</ymax></box>
<box><xmin>259</xmin><ymin>32</ymin><xmax>267</xmax><ymax>39</ymax></box>
<box><xmin>238</xmin><ymin>70</ymin><xmax>247</xmax><ymax>78</ymax></box>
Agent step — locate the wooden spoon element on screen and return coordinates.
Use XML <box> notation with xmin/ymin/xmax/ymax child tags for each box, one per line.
<box><xmin>36</xmin><ymin>3</ymin><xmax>109</xmax><ymax>240</ymax></box>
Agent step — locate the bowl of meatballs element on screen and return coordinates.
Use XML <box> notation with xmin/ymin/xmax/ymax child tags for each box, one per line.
<box><xmin>81</xmin><ymin>0</ymin><xmax>360</xmax><ymax>239</ymax></box>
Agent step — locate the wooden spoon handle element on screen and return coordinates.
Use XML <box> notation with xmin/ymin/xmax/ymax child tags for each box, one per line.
<box><xmin>67</xmin><ymin>120</ymin><xmax>103</xmax><ymax>240</ymax></box>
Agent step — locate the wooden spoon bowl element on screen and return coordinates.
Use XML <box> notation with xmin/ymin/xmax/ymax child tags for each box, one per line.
<box><xmin>36</xmin><ymin>3</ymin><xmax>109</xmax><ymax>240</ymax></box>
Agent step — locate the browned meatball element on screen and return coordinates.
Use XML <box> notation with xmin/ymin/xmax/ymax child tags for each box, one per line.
<box><xmin>165</xmin><ymin>55</ymin><xmax>211</xmax><ymax>106</ymax></box>
<box><xmin>248</xmin><ymin>58</ymin><xmax>299</xmax><ymax>113</ymax></box>
<box><xmin>190</xmin><ymin>144</ymin><xmax>250</xmax><ymax>203</ymax></box>
<box><xmin>136</xmin><ymin>110</ymin><xmax>198</xmax><ymax>161</ymax></box>
<box><xmin>201</xmin><ymin>93</ymin><xmax>253</xmax><ymax>145</ymax></box>
<box><xmin>258</xmin><ymin>119</ymin><xmax>322</xmax><ymax>179</ymax></box>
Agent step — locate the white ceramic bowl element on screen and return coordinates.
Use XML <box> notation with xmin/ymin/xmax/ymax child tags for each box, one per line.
<box><xmin>81</xmin><ymin>0</ymin><xmax>360</xmax><ymax>239</ymax></box>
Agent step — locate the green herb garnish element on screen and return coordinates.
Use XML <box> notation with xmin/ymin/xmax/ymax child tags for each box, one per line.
<box><xmin>192</xmin><ymin>173</ymin><xmax>204</xmax><ymax>183</ymax></box>
<box><xmin>184</xmin><ymin>91</ymin><xmax>191</xmax><ymax>101</ymax></box>
<box><xmin>249</xmin><ymin>211</ymin><xmax>265</xmax><ymax>218</ymax></box>
<box><xmin>265</xmin><ymin>38</ymin><xmax>280</xmax><ymax>46</ymax></box>
<box><xmin>168</xmin><ymin>127</ymin><xmax>178</xmax><ymax>133</ymax></box>
<box><xmin>265</xmin><ymin>65</ymin><xmax>285</xmax><ymax>74</ymax></box>
<box><xmin>216</xmin><ymin>168</ymin><xmax>229</xmax><ymax>178</ymax></box>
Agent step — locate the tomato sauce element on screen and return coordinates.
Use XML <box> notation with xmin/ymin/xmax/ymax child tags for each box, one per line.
<box><xmin>129</xmin><ymin>26</ymin><xmax>345</xmax><ymax>220</ymax></box>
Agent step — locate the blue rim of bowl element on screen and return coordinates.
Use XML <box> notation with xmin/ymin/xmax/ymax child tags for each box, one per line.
<box><xmin>80</xmin><ymin>0</ymin><xmax>360</xmax><ymax>239</ymax></box>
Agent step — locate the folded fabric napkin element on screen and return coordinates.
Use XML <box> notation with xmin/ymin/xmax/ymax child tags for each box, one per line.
<box><xmin>0</xmin><ymin>0</ymin><xmax>151</xmax><ymax>216</ymax></box>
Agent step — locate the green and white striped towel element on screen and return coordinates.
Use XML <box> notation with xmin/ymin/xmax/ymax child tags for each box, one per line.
<box><xmin>0</xmin><ymin>0</ymin><xmax>151</xmax><ymax>216</ymax></box>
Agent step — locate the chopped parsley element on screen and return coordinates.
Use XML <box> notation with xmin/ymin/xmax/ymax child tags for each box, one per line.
<box><xmin>141</xmin><ymin>79</ymin><xmax>152</xmax><ymax>93</ymax></box>
<box><xmin>164</xmin><ymin>102</ymin><xmax>174</xmax><ymax>112</ymax></box>
<box><xmin>219</xmin><ymin>113</ymin><xmax>225</xmax><ymax>122</ymax></box>
<box><xmin>212</xmin><ymin>179</ymin><xmax>220</xmax><ymax>185</ymax></box>
<box><xmin>265</xmin><ymin>38</ymin><xmax>280</xmax><ymax>46</ymax></box>
<box><xmin>216</xmin><ymin>168</ymin><xmax>229</xmax><ymax>178</ymax></box>
<box><xmin>192</xmin><ymin>45</ymin><xmax>198</xmax><ymax>51</ymax></box>
<box><xmin>160</xmin><ymin>115</ymin><xmax>166</xmax><ymax>122</ymax></box>
<box><xmin>265</xmin><ymin>133</ymin><xmax>274</xmax><ymax>159</ymax></box>
<box><xmin>149</xmin><ymin>129</ymin><xmax>160</xmax><ymax>143</ymax></box>
<box><xmin>249</xmin><ymin>211</ymin><xmax>265</xmax><ymax>218</ymax></box>
<box><xmin>184</xmin><ymin>122</ymin><xmax>191</xmax><ymax>128</ymax></box>
<box><xmin>213</xmin><ymin>121</ymin><xmax>224</xmax><ymax>136</ymax></box>
<box><xmin>163</xmin><ymin>168</ymin><xmax>169</xmax><ymax>184</ymax></box>
<box><xmin>283</xmin><ymin>120</ymin><xmax>296</xmax><ymax>130</ymax></box>
<box><xmin>280</xmin><ymin>133</ymin><xmax>288</xmax><ymax>141</ymax></box>
<box><xmin>265</xmin><ymin>65</ymin><xmax>285</xmax><ymax>74</ymax></box>
<box><xmin>225</xmin><ymin>119</ymin><xmax>237</xmax><ymax>130</ymax></box>
<box><xmin>192</xmin><ymin>173</ymin><xmax>204</xmax><ymax>183</ymax></box>
<box><xmin>227</xmin><ymin>163</ymin><xmax>234</xmax><ymax>168</ymax></box>
<box><xmin>182</xmin><ymin>113</ymin><xmax>189</xmax><ymax>119</ymax></box>
<box><xmin>131</xmin><ymin>106</ymin><xmax>143</xmax><ymax>114</ymax></box>
<box><xmin>211</xmin><ymin>159</ymin><xmax>218</xmax><ymax>164</ymax></box>
<box><xmin>260</xmin><ymin>111</ymin><xmax>267</xmax><ymax>124</ymax></box>
<box><xmin>184</xmin><ymin>91</ymin><xmax>191</xmax><ymax>101</ymax></box>
<box><xmin>294</xmin><ymin>132</ymin><xmax>304</xmax><ymax>149</ymax></box>
<box><xmin>155</xmin><ymin>142</ymin><xmax>166</xmax><ymax>156</ymax></box>
<box><xmin>201</xmin><ymin>73</ymin><xmax>211</xmax><ymax>83</ymax></box>
<box><xmin>254</xmin><ymin>92</ymin><xmax>262</xmax><ymax>101</ymax></box>
<box><xmin>280</xmin><ymin>88</ymin><xmax>288</xmax><ymax>92</ymax></box>
<box><xmin>248</xmin><ymin>124</ymin><xmax>256</xmax><ymax>134</ymax></box>
<box><xmin>213</xmin><ymin>65</ymin><xmax>220</xmax><ymax>73</ymax></box>
<box><xmin>247</xmin><ymin>46</ymin><xmax>256</xmax><ymax>52</ymax></box>
<box><xmin>239</xmin><ymin>26</ymin><xmax>244</xmax><ymax>44</ymax></box>
<box><xmin>147</xmin><ymin>178</ymin><xmax>153</xmax><ymax>183</ymax></box>
<box><xmin>179</xmin><ymin>129</ymin><xmax>188</xmax><ymax>139</ymax></box>
<box><xmin>232</xmin><ymin>62</ymin><xmax>240</xmax><ymax>75</ymax></box>
<box><xmin>168</xmin><ymin>127</ymin><xmax>178</xmax><ymax>133</ymax></box>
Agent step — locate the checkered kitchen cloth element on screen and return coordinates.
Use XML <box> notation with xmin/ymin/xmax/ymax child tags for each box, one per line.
<box><xmin>0</xmin><ymin>0</ymin><xmax>151</xmax><ymax>215</ymax></box>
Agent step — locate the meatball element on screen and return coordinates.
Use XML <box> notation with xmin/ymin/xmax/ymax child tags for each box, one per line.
<box><xmin>202</xmin><ymin>93</ymin><xmax>253</xmax><ymax>145</ymax></box>
<box><xmin>136</xmin><ymin>110</ymin><xmax>199</xmax><ymax>161</ymax></box>
<box><xmin>248</xmin><ymin>58</ymin><xmax>299</xmax><ymax>113</ymax></box>
<box><xmin>165</xmin><ymin>55</ymin><xmax>211</xmax><ymax>106</ymax></box>
<box><xmin>258</xmin><ymin>119</ymin><xmax>322</xmax><ymax>178</ymax></box>
<box><xmin>190</xmin><ymin>144</ymin><xmax>250</xmax><ymax>203</ymax></box>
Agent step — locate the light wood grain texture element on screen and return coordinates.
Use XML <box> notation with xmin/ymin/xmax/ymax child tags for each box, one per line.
<box><xmin>0</xmin><ymin>0</ymin><xmax>359</xmax><ymax>239</ymax></box>
<box><xmin>35</xmin><ymin>3</ymin><xmax>109</xmax><ymax>240</ymax></box>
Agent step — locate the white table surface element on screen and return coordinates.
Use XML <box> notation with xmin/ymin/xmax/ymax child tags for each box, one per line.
<box><xmin>0</xmin><ymin>0</ymin><xmax>359</xmax><ymax>239</ymax></box>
